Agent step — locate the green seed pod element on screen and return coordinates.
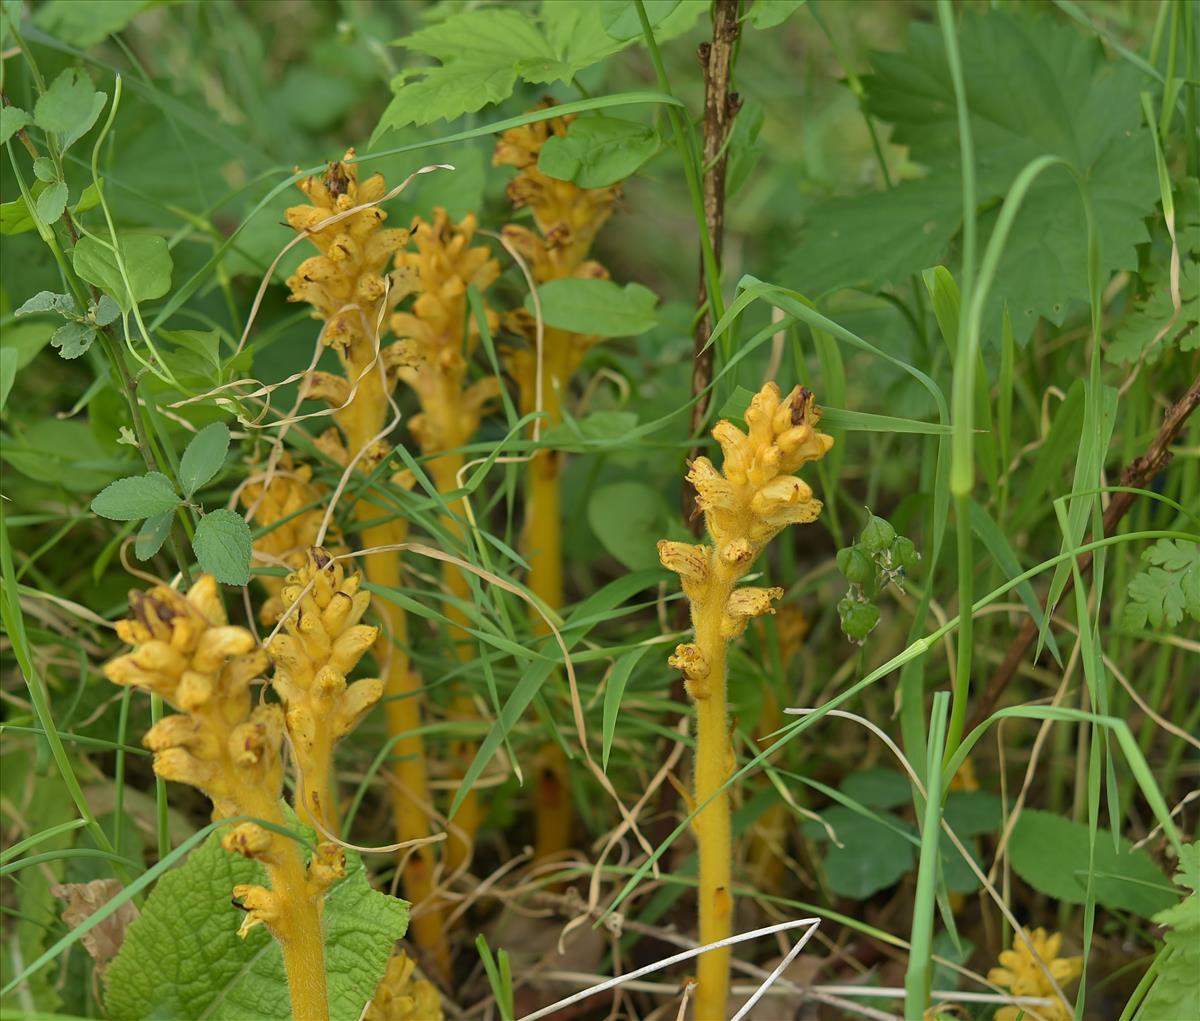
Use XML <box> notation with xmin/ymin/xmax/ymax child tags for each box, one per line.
<box><xmin>837</xmin><ymin>545</ymin><xmax>876</xmax><ymax>586</ymax></box>
<box><xmin>860</xmin><ymin>515</ymin><xmax>895</xmax><ymax>553</ymax></box>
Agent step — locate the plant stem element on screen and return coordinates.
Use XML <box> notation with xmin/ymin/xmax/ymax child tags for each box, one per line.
<box><xmin>429</xmin><ymin>447</ymin><xmax>484</xmax><ymax>877</ymax></box>
<box><xmin>691</xmin><ymin>564</ymin><xmax>734</xmax><ymax>1021</ymax></box>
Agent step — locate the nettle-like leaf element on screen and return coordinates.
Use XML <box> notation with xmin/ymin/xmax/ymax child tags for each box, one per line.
<box><xmin>104</xmin><ymin>828</ymin><xmax>409</xmax><ymax>1021</ymax></box>
<box><xmin>192</xmin><ymin>508</ymin><xmax>253</xmax><ymax>586</ymax></box>
<box><xmin>32</xmin><ymin>67</ymin><xmax>107</xmax><ymax>152</ymax></box>
<box><xmin>1121</xmin><ymin>539</ymin><xmax>1200</xmax><ymax>631</ymax></box>
<box><xmin>526</xmin><ymin>278</ymin><xmax>658</xmax><ymax>336</ymax></box>
<box><xmin>538</xmin><ymin>115</ymin><xmax>659</xmax><ymax>188</ymax></box>
<box><xmin>1108</xmin><ymin>177</ymin><xmax>1200</xmax><ymax>365</ymax></box>
<box><xmin>91</xmin><ymin>472</ymin><xmax>182</xmax><ymax>521</ymax></box>
<box><xmin>373</xmin><ymin>1</ymin><xmax>703</xmax><ymax>135</ymax></box>
<box><xmin>1141</xmin><ymin>844</ymin><xmax>1200</xmax><ymax>1021</ymax></box>
<box><xmin>785</xmin><ymin>9</ymin><xmax>1159</xmax><ymax>345</ymax></box>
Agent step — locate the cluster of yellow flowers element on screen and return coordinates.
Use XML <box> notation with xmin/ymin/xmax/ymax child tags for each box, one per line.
<box><xmin>988</xmin><ymin>927</ymin><xmax>1083</xmax><ymax>1021</ymax></box>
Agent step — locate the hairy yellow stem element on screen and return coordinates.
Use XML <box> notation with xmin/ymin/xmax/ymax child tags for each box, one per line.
<box><xmin>359</xmin><ymin>510</ymin><xmax>451</xmax><ymax>981</ymax></box>
<box><xmin>240</xmin><ymin>787</ymin><xmax>331</xmax><ymax>1021</ymax></box>
<box><xmin>426</xmin><ymin>447</ymin><xmax>484</xmax><ymax>874</ymax></box>
<box><xmin>690</xmin><ymin>570</ymin><xmax>734</xmax><ymax>1021</ymax></box>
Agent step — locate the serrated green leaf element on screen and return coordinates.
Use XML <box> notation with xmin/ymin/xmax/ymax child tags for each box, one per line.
<box><xmin>527</xmin><ymin>278</ymin><xmax>658</xmax><ymax>337</ymax></box>
<box><xmin>72</xmin><ymin>234</ymin><xmax>173</xmax><ymax>312</ymax></box>
<box><xmin>49</xmin><ymin>321</ymin><xmax>97</xmax><ymax>360</ymax></box>
<box><xmin>134</xmin><ymin>511</ymin><xmax>174</xmax><ymax>561</ymax></box>
<box><xmin>91</xmin><ymin>472</ymin><xmax>181</xmax><ymax>521</ymax></box>
<box><xmin>104</xmin><ymin>826</ymin><xmax>408</xmax><ymax>1021</ymax></box>
<box><xmin>1122</xmin><ymin>539</ymin><xmax>1200</xmax><ymax>630</ymax></box>
<box><xmin>1008</xmin><ymin>809</ymin><xmax>1175</xmax><ymax>918</ymax></box>
<box><xmin>787</xmin><ymin>9</ymin><xmax>1158</xmax><ymax>344</ymax></box>
<box><xmin>14</xmin><ymin>291</ymin><xmax>75</xmax><ymax>318</ymax></box>
<box><xmin>192</xmin><ymin>509</ymin><xmax>252</xmax><ymax>586</ymax></box>
<box><xmin>31</xmin><ymin>157</ymin><xmax>58</xmax><ymax>183</ymax></box>
<box><xmin>178</xmin><ymin>421</ymin><xmax>230</xmax><ymax>498</ymax></box>
<box><xmin>538</xmin><ymin>116</ymin><xmax>658</xmax><ymax>187</ymax></box>
<box><xmin>0</xmin><ymin>105</ymin><xmax>28</xmax><ymax>144</ymax></box>
<box><xmin>1106</xmin><ymin>260</ymin><xmax>1200</xmax><ymax>364</ymax></box>
<box><xmin>1142</xmin><ymin>843</ymin><xmax>1200</xmax><ymax>1020</ymax></box>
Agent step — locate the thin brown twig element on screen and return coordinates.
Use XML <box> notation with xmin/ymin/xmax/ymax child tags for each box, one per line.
<box><xmin>683</xmin><ymin>0</ymin><xmax>742</xmax><ymax>531</ymax></box>
<box><xmin>969</xmin><ymin>371</ymin><xmax>1200</xmax><ymax>730</ymax></box>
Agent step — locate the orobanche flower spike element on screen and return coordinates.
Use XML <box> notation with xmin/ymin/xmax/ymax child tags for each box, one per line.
<box><xmin>104</xmin><ymin>575</ymin><xmax>339</xmax><ymax>1021</ymax></box>
<box><xmin>987</xmin><ymin>927</ymin><xmax>1083</xmax><ymax>1021</ymax></box>
<box><xmin>287</xmin><ymin>155</ymin><xmax>451</xmax><ymax>976</ymax></box>
<box><xmin>658</xmin><ymin>383</ymin><xmax>832</xmax><ymax>1021</ymax></box>
<box><xmin>267</xmin><ymin>548</ymin><xmax>383</xmax><ymax>833</ymax></box>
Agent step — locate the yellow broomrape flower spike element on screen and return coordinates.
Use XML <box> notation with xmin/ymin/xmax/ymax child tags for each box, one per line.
<box><xmin>987</xmin><ymin>927</ymin><xmax>1082</xmax><ymax>1021</ymax></box>
<box><xmin>104</xmin><ymin>575</ymin><xmax>335</xmax><ymax>1021</ymax></box>
<box><xmin>658</xmin><ymin>382</ymin><xmax>832</xmax><ymax>1021</ymax></box>
<box><xmin>365</xmin><ymin>951</ymin><xmax>444</xmax><ymax>1021</ymax></box>
<box><xmin>267</xmin><ymin>547</ymin><xmax>383</xmax><ymax>832</ymax></box>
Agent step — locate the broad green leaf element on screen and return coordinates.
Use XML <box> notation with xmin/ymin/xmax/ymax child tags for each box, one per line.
<box><xmin>0</xmin><ymin>348</ymin><xmax>16</xmax><ymax>411</ymax></box>
<box><xmin>599</xmin><ymin>0</ymin><xmax>680</xmax><ymax>41</ymax></box>
<box><xmin>1</xmin><ymin>322</ymin><xmax>54</xmax><ymax>372</ymax></box>
<box><xmin>541</xmin><ymin>410</ymin><xmax>639</xmax><ymax>447</ymax></box>
<box><xmin>1008</xmin><ymin>809</ymin><xmax>1175</xmax><ymax>918</ymax></box>
<box><xmin>134</xmin><ymin>511</ymin><xmax>174</xmax><ymax>561</ymax></box>
<box><xmin>747</xmin><ymin>0</ymin><xmax>807</xmax><ymax>29</ymax></box>
<box><xmin>1121</xmin><ymin>539</ymin><xmax>1200</xmax><ymax>630</ymax></box>
<box><xmin>379</xmin><ymin>10</ymin><xmax>549</xmax><ymax>131</ymax></box>
<box><xmin>32</xmin><ymin>68</ymin><xmax>106</xmax><ymax>151</ymax></box>
<box><xmin>72</xmin><ymin>234</ymin><xmax>173</xmax><ymax>312</ymax></box>
<box><xmin>840</xmin><ymin>768</ymin><xmax>910</xmax><ymax>810</ymax></box>
<box><xmin>14</xmin><ymin>291</ymin><xmax>75</xmax><ymax>318</ymax></box>
<box><xmin>787</xmin><ymin>9</ymin><xmax>1158</xmax><ymax>344</ymax></box>
<box><xmin>178</xmin><ymin>421</ymin><xmax>230</xmax><ymax>498</ymax></box>
<box><xmin>527</xmin><ymin>278</ymin><xmax>658</xmax><ymax>337</ymax></box>
<box><xmin>804</xmin><ymin>805</ymin><xmax>916</xmax><ymax>899</ymax></box>
<box><xmin>34</xmin><ymin>179</ymin><xmax>68</xmax><ymax>224</ymax></box>
<box><xmin>91</xmin><ymin>472</ymin><xmax>181</xmax><ymax>521</ymax></box>
<box><xmin>1</xmin><ymin>419</ymin><xmax>129</xmax><ymax>491</ymax></box>
<box><xmin>94</xmin><ymin>293</ymin><xmax>122</xmax><ymax>326</ymax></box>
<box><xmin>50</xmin><ymin>321</ymin><xmax>97</xmax><ymax>359</ymax></box>
<box><xmin>32</xmin><ymin>157</ymin><xmax>57</xmax><ymax>183</ymax></box>
<box><xmin>587</xmin><ymin>480</ymin><xmax>673</xmax><ymax>572</ymax></box>
<box><xmin>104</xmin><ymin>827</ymin><xmax>408</xmax><ymax>1021</ymax></box>
<box><xmin>538</xmin><ymin>116</ymin><xmax>659</xmax><ymax>188</ymax></box>
<box><xmin>192</xmin><ymin>509</ymin><xmax>252</xmax><ymax>586</ymax></box>
<box><xmin>0</xmin><ymin>105</ymin><xmax>28</xmax><ymax>144</ymax></box>
<box><xmin>35</xmin><ymin>0</ymin><xmax>153</xmax><ymax>47</ymax></box>
<box><xmin>0</xmin><ymin>179</ymin><xmax>103</xmax><ymax>236</ymax></box>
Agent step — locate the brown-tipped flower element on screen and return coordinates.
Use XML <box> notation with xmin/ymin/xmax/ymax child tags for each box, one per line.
<box><xmin>286</xmin><ymin>150</ymin><xmax>410</xmax><ymax>358</ymax></box>
<box><xmin>493</xmin><ymin>102</ymin><xmax>621</xmax><ymax>280</ymax></box>
<box><xmin>365</xmin><ymin>951</ymin><xmax>444</xmax><ymax>1021</ymax></box>
<box><xmin>687</xmin><ymin>384</ymin><xmax>833</xmax><ymax>561</ymax></box>
<box><xmin>267</xmin><ymin>548</ymin><xmax>383</xmax><ymax>828</ymax></box>
<box><xmin>105</xmin><ymin>576</ymin><xmax>279</xmax><ymax>820</ymax></box>
<box><xmin>241</xmin><ymin>453</ymin><xmax>345</xmax><ymax>624</ymax></box>
<box><xmin>390</xmin><ymin>208</ymin><xmax>501</xmax><ymax>454</ymax></box>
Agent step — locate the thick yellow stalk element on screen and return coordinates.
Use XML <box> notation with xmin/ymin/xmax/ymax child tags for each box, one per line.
<box><xmin>658</xmin><ymin>384</ymin><xmax>833</xmax><ymax>1021</ymax></box>
<box><xmin>239</xmin><ymin>787</ymin><xmax>331</xmax><ymax>1021</ymax></box>
<box><xmin>428</xmin><ymin>448</ymin><xmax>484</xmax><ymax>875</ymax></box>
<box><xmin>358</xmin><ymin>511</ymin><xmax>451</xmax><ymax>982</ymax></box>
<box><xmin>690</xmin><ymin>571</ymin><xmax>734</xmax><ymax>1021</ymax></box>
